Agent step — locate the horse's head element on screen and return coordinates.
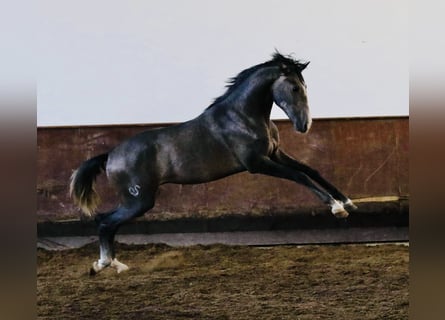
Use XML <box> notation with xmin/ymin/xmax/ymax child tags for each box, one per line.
<box><xmin>272</xmin><ymin>61</ymin><xmax>311</xmax><ymax>133</ymax></box>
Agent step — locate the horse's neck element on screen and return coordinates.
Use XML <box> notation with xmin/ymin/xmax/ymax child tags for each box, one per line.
<box><xmin>228</xmin><ymin>68</ymin><xmax>278</xmax><ymax>121</ymax></box>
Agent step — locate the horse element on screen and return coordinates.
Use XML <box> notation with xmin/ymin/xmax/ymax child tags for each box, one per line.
<box><xmin>70</xmin><ymin>52</ymin><xmax>357</xmax><ymax>275</ymax></box>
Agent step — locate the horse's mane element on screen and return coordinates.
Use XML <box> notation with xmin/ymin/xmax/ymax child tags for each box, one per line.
<box><xmin>207</xmin><ymin>51</ymin><xmax>307</xmax><ymax>109</ymax></box>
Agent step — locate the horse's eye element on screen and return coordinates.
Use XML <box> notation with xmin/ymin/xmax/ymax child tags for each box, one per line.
<box><xmin>292</xmin><ymin>86</ymin><xmax>299</xmax><ymax>92</ymax></box>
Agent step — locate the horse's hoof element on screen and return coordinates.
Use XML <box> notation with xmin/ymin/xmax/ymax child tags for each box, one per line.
<box><xmin>111</xmin><ymin>259</ymin><xmax>129</xmax><ymax>274</ymax></box>
<box><xmin>116</xmin><ymin>265</ymin><xmax>129</xmax><ymax>274</ymax></box>
<box><xmin>89</xmin><ymin>267</ymin><xmax>97</xmax><ymax>276</ymax></box>
<box><xmin>330</xmin><ymin>200</ymin><xmax>349</xmax><ymax>218</ymax></box>
<box><xmin>343</xmin><ymin>199</ymin><xmax>358</xmax><ymax>211</ymax></box>
<box><xmin>90</xmin><ymin>260</ymin><xmax>109</xmax><ymax>276</ymax></box>
<box><xmin>90</xmin><ymin>261</ymin><xmax>102</xmax><ymax>276</ymax></box>
<box><xmin>333</xmin><ymin>209</ymin><xmax>349</xmax><ymax>219</ymax></box>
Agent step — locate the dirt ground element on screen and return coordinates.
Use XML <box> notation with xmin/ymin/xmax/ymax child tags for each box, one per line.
<box><xmin>37</xmin><ymin>243</ymin><xmax>408</xmax><ymax>320</ymax></box>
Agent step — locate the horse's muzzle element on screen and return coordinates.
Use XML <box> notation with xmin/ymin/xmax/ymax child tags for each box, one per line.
<box><xmin>293</xmin><ymin>110</ymin><xmax>312</xmax><ymax>134</ymax></box>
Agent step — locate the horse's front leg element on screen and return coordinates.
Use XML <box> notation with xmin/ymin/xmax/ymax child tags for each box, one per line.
<box><xmin>272</xmin><ymin>149</ymin><xmax>357</xmax><ymax>211</ymax></box>
<box><xmin>244</xmin><ymin>155</ymin><xmax>349</xmax><ymax>218</ymax></box>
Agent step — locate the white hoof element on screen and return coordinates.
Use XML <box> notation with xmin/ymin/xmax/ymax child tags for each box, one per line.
<box><xmin>331</xmin><ymin>200</ymin><xmax>349</xmax><ymax>219</ymax></box>
<box><xmin>90</xmin><ymin>260</ymin><xmax>110</xmax><ymax>276</ymax></box>
<box><xmin>111</xmin><ymin>259</ymin><xmax>129</xmax><ymax>274</ymax></box>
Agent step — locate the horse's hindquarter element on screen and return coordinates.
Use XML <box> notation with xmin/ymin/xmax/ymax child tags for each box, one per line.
<box><xmin>105</xmin><ymin>130</ymin><xmax>161</xmax><ymax>187</ymax></box>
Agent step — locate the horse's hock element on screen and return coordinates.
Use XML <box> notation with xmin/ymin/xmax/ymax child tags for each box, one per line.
<box><xmin>37</xmin><ymin>117</ymin><xmax>408</xmax><ymax>242</ymax></box>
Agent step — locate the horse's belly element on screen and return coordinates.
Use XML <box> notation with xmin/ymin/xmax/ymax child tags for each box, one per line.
<box><xmin>162</xmin><ymin>147</ymin><xmax>244</xmax><ymax>184</ymax></box>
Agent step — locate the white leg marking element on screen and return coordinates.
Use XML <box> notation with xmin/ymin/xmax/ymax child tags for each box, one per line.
<box><xmin>99</xmin><ymin>250</ymin><xmax>112</xmax><ymax>265</ymax></box>
<box><xmin>92</xmin><ymin>260</ymin><xmax>109</xmax><ymax>274</ymax></box>
<box><xmin>330</xmin><ymin>199</ymin><xmax>349</xmax><ymax>218</ymax></box>
<box><xmin>343</xmin><ymin>198</ymin><xmax>358</xmax><ymax>210</ymax></box>
<box><xmin>111</xmin><ymin>258</ymin><xmax>129</xmax><ymax>274</ymax></box>
<box><xmin>91</xmin><ymin>253</ymin><xmax>112</xmax><ymax>274</ymax></box>
<box><xmin>330</xmin><ymin>199</ymin><xmax>344</xmax><ymax>213</ymax></box>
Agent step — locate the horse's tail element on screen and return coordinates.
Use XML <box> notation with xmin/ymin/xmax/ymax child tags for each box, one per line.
<box><xmin>69</xmin><ymin>153</ymin><xmax>108</xmax><ymax>217</ymax></box>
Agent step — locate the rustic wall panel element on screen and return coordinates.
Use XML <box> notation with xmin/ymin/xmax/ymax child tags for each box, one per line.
<box><xmin>37</xmin><ymin>117</ymin><xmax>408</xmax><ymax>222</ymax></box>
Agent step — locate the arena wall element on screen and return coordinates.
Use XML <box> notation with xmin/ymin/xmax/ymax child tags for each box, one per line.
<box><xmin>37</xmin><ymin>117</ymin><xmax>408</xmax><ymax>224</ymax></box>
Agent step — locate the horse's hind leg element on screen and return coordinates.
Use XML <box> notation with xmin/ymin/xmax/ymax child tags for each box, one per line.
<box><xmin>90</xmin><ymin>193</ymin><xmax>155</xmax><ymax>275</ymax></box>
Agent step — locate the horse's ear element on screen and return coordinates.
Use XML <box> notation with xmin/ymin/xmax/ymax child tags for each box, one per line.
<box><xmin>299</xmin><ymin>61</ymin><xmax>310</xmax><ymax>71</ymax></box>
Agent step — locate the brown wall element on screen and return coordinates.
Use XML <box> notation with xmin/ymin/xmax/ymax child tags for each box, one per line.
<box><xmin>37</xmin><ymin>117</ymin><xmax>408</xmax><ymax>222</ymax></box>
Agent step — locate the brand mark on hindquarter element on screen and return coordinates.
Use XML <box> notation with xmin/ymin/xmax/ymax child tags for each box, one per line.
<box><xmin>128</xmin><ymin>184</ymin><xmax>141</xmax><ymax>197</ymax></box>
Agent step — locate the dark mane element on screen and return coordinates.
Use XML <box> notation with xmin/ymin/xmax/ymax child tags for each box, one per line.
<box><xmin>207</xmin><ymin>52</ymin><xmax>307</xmax><ymax>109</ymax></box>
